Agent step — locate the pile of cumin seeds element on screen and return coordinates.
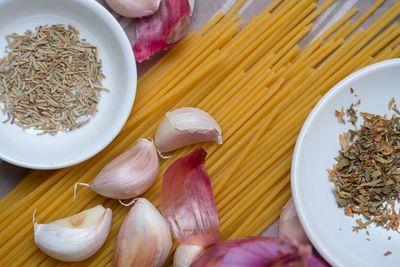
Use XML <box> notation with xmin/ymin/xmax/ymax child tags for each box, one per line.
<box><xmin>0</xmin><ymin>24</ymin><xmax>108</xmax><ymax>135</ymax></box>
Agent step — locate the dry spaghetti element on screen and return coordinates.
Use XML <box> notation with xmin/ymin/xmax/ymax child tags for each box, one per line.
<box><xmin>0</xmin><ymin>0</ymin><xmax>399</xmax><ymax>265</ymax></box>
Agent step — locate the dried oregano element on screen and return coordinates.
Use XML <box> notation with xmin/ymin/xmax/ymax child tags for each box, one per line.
<box><xmin>329</xmin><ymin>99</ymin><xmax>400</xmax><ymax>232</ymax></box>
<box><xmin>0</xmin><ymin>24</ymin><xmax>108</xmax><ymax>135</ymax></box>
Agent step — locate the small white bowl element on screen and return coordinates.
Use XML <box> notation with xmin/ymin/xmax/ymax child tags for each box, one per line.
<box><xmin>0</xmin><ymin>0</ymin><xmax>137</xmax><ymax>169</ymax></box>
<box><xmin>292</xmin><ymin>59</ymin><xmax>400</xmax><ymax>267</ymax></box>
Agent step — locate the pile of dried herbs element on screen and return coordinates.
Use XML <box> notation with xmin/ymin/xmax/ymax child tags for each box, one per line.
<box><xmin>0</xmin><ymin>24</ymin><xmax>107</xmax><ymax>135</ymax></box>
<box><xmin>329</xmin><ymin>101</ymin><xmax>400</xmax><ymax>232</ymax></box>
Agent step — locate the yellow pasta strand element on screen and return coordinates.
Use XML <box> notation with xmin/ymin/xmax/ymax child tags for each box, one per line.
<box><xmin>214</xmin><ymin>107</ymin><xmax>278</xmax><ymax>194</ymax></box>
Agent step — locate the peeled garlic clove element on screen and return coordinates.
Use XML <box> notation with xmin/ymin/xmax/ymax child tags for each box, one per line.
<box><xmin>173</xmin><ymin>244</ymin><xmax>204</xmax><ymax>267</ymax></box>
<box><xmin>105</xmin><ymin>0</ymin><xmax>161</xmax><ymax>18</ymax></box>
<box><xmin>34</xmin><ymin>205</ymin><xmax>112</xmax><ymax>262</ymax></box>
<box><xmin>155</xmin><ymin>107</ymin><xmax>222</xmax><ymax>153</ymax></box>
<box><xmin>113</xmin><ymin>198</ymin><xmax>172</xmax><ymax>267</ymax></box>
<box><xmin>279</xmin><ymin>197</ymin><xmax>309</xmax><ymax>245</ymax></box>
<box><xmin>90</xmin><ymin>138</ymin><xmax>159</xmax><ymax>199</ymax></box>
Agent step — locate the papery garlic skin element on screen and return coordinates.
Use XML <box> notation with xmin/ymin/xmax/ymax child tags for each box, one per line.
<box><xmin>155</xmin><ymin>107</ymin><xmax>222</xmax><ymax>153</ymax></box>
<box><xmin>133</xmin><ymin>0</ymin><xmax>191</xmax><ymax>62</ymax></box>
<box><xmin>160</xmin><ymin>148</ymin><xmax>219</xmax><ymax>245</ymax></box>
<box><xmin>113</xmin><ymin>198</ymin><xmax>172</xmax><ymax>267</ymax></box>
<box><xmin>173</xmin><ymin>244</ymin><xmax>203</xmax><ymax>267</ymax></box>
<box><xmin>105</xmin><ymin>0</ymin><xmax>161</xmax><ymax>18</ymax></box>
<box><xmin>91</xmin><ymin>138</ymin><xmax>159</xmax><ymax>199</ymax></box>
<box><xmin>34</xmin><ymin>205</ymin><xmax>112</xmax><ymax>262</ymax></box>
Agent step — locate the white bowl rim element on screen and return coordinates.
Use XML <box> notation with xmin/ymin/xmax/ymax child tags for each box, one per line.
<box><xmin>291</xmin><ymin>58</ymin><xmax>400</xmax><ymax>266</ymax></box>
<box><xmin>0</xmin><ymin>0</ymin><xmax>137</xmax><ymax>169</ymax></box>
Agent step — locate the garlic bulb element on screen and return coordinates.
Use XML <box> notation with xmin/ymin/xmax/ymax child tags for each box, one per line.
<box><xmin>76</xmin><ymin>138</ymin><xmax>159</xmax><ymax>200</ymax></box>
<box><xmin>105</xmin><ymin>0</ymin><xmax>161</xmax><ymax>18</ymax></box>
<box><xmin>279</xmin><ymin>197</ymin><xmax>309</xmax><ymax>245</ymax></box>
<box><xmin>34</xmin><ymin>205</ymin><xmax>112</xmax><ymax>262</ymax></box>
<box><xmin>113</xmin><ymin>198</ymin><xmax>172</xmax><ymax>267</ymax></box>
<box><xmin>155</xmin><ymin>107</ymin><xmax>222</xmax><ymax>153</ymax></box>
<box><xmin>173</xmin><ymin>244</ymin><xmax>203</xmax><ymax>267</ymax></box>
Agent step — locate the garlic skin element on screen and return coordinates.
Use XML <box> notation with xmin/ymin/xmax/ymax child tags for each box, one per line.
<box><xmin>91</xmin><ymin>138</ymin><xmax>159</xmax><ymax>199</ymax></box>
<box><xmin>159</xmin><ymin>148</ymin><xmax>219</xmax><ymax>245</ymax></box>
<box><xmin>113</xmin><ymin>198</ymin><xmax>172</xmax><ymax>267</ymax></box>
<box><xmin>105</xmin><ymin>0</ymin><xmax>161</xmax><ymax>18</ymax></box>
<box><xmin>173</xmin><ymin>244</ymin><xmax>203</xmax><ymax>267</ymax></box>
<box><xmin>155</xmin><ymin>107</ymin><xmax>222</xmax><ymax>153</ymax></box>
<box><xmin>133</xmin><ymin>0</ymin><xmax>191</xmax><ymax>62</ymax></box>
<box><xmin>34</xmin><ymin>205</ymin><xmax>112</xmax><ymax>262</ymax></box>
<box><xmin>279</xmin><ymin>197</ymin><xmax>309</xmax><ymax>245</ymax></box>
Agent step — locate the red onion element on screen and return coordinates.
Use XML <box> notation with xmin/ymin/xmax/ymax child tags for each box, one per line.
<box><xmin>279</xmin><ymin>197</ymin><xmax>310</xmax><ymax>245</ymax></box>
<box><xmin>190</xmin><ymin>237</ymin><xmax>329</xmax><ymax>267</ymax></box>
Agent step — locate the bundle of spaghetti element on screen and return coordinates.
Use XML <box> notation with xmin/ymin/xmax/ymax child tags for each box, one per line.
<box><xmin>1</xmin><ymin>0</ymin><xmax>400</xmax><ymax>265</ymax></box>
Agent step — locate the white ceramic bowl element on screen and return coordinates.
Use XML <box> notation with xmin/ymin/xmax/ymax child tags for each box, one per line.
<box><xmin>292</xmin><ymin>59</ymin><xmax>400</xmax><ymax>267</ymax></box>
<box><xmin>0</xmin><ymin>0</ymin><xmax>137</xmax><ymax>169</ymax></box>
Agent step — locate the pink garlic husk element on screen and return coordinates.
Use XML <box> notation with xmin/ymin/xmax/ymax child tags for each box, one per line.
<box><xmin>159</xmin><ymin>147</ymin><xmax>219</xmax><ymax>246</ymax></box>
<box><xmin>279</xmin><ymin>197</ymin><xmax>310</xmax><ymax>245</ymax></box>
<box><xmin>133</xmin><ymin>0</ymin><xmax>191</xmax><ymax>62</ymax></box>
<box><xmin>190</xmin><ymin>237</ymin><xmax>329</xmax><ymax>267</ymax></box>
<box><xmin>88</xmin><ymin>138</ymin><xmax>159</xmax><ymax>199</ymax></box>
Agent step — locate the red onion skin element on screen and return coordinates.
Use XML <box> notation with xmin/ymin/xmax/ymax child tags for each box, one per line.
<box><xmin>190</xmin><ymin>237</ymin><xmax>330</xmax><ymax>267</ymax></box>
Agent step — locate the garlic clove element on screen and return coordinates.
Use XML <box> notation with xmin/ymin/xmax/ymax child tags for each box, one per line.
<box><xmin>105</xmin><ymin>0</ymin><xmax>161</xmax><ymax>18</ymax></box>
<box><xmin>173</xmin><ymin>244</ymin><xmax>204</xmax><ymax>267</ymax></box>
<box><xmin>113</xmin><ymin>198</ymin><xmax>172</xmax><ymax>267</ymax></box>
<box><xmin>279</xmin><ymin>197</ymin><xmax>310</xmax><ymax>245</ymax></box>
<box><xmin>34</xmin><ymin>205</ymin><xmax>112</xmax><ymax>262</ymax></box>
<box><xmin>155</xmin><ymin>107</ymin><xmax>222</xmax><ymax>153</ymax></box>
<box><xmin>88</xmin><ymin>138</ymin><xmax>159</xmax><ymax>199</ymax></box>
